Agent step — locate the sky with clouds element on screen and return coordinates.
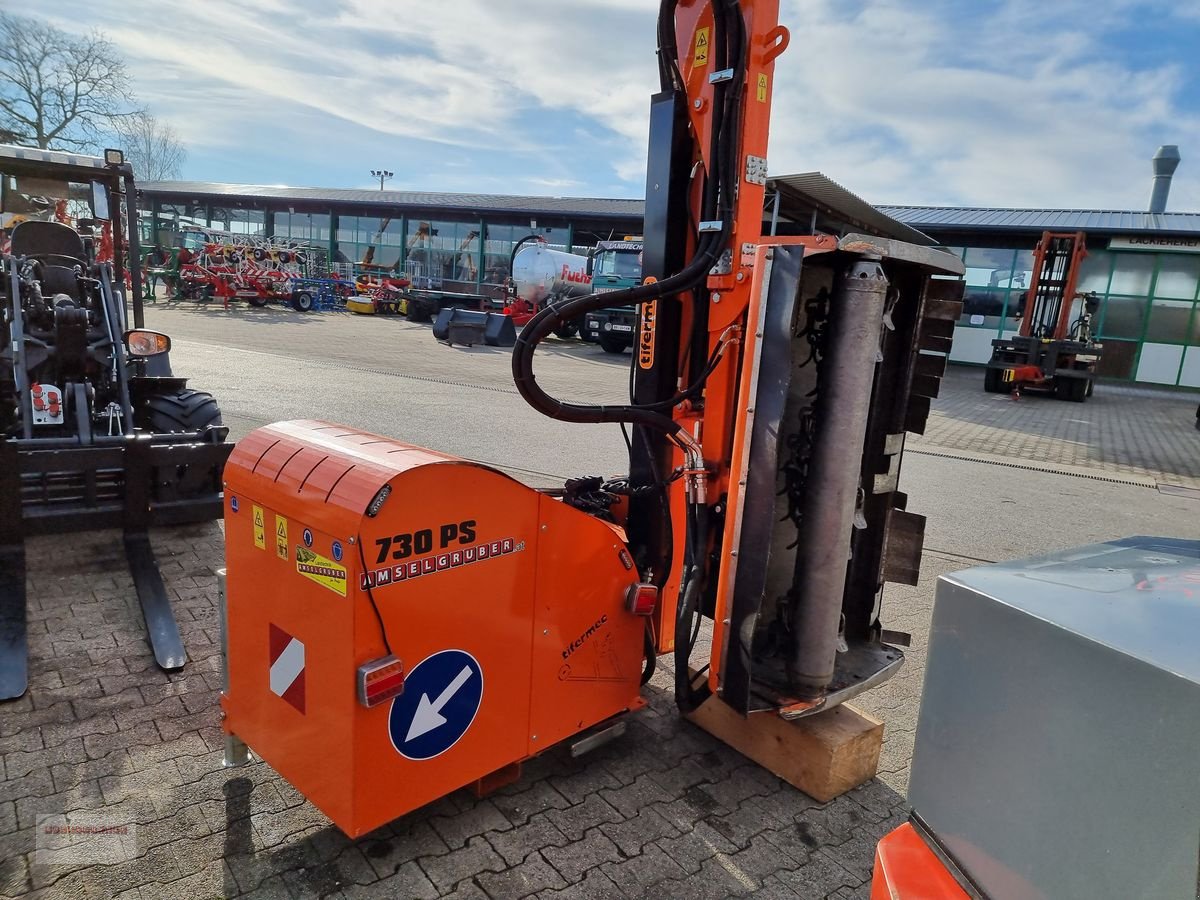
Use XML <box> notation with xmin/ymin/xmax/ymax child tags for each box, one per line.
<box><xmin>29</xmin><ymin>0</ymin><xmax>1200</xmax><ymax>211</ymax></box>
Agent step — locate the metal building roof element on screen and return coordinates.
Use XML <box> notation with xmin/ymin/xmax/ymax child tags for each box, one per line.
<box><xmin>139</xmin><ymin>181</ymin><xmax>645</xmax><ymax>221</ymax></box>
<box><xmin>876</xmin><ymin>205</ymin><xmax>1200</xmax><ymax>235</ymax></box>
<box><xmin>0</xmin><ymin>142</ymin><xmax>108</xmax><ymax>169</ymax></box>
<box><xmin>770</xmin><ymin>173</ymin><xmax>934</xmax><ymax>245</ymax></box>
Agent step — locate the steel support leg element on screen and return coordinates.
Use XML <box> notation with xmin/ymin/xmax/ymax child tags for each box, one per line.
<box><xmin>124</xmin><ymin>533</ymin><xmax>186</xmax><ymax>670</ymax></box>
<box><xmin>0</xmin><ymin>438</ymin><xmax>26</xmax><ymax>700</ymax></box>
<box><xmin>0</xmin><ymin>544</ymin><xmax>27</xmax><ymax>700</ymax></box>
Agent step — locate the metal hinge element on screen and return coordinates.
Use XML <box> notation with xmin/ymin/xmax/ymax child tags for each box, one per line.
<box><xmin>745</xmin><ymin>155</ymin><xmax>768</xmax><ymax>186</ymax></box>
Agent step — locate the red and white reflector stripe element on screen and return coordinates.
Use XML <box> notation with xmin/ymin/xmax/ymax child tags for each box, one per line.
<box><xmin>357</xmin><ymin>655</ymin><xmax>405</xmax><ymax>708</ymax></box>
<box><xmin>268</xmin><ymin>624</ymin><xmax>306</xmax><ymax>713</ymax></box>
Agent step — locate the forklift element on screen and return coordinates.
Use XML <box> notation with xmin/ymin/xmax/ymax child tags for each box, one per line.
<box><xmin>218</xmin><ymin>0</ymin><xmax>963</xmax><ymax>838</ymax></box>
<box><xmin>0</xmin><ymin>145</ymin><xmax>231</xmax><ymax>699</ymax></box>
<box><xmin>983</xmin><ymin>231</ymin><xmax>1102</xmax><ymax>401</ymax></box>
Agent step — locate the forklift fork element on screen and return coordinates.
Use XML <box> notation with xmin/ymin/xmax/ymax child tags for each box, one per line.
<box><xmin>0</xmin><ymin>436</ymin><xmax>189</xmax><ymax>699</ymax></box>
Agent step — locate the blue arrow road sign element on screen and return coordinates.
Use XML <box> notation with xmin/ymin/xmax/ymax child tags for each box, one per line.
<box><xmin>389</xmin><ymin>649</ymin><xmax>483</xmax><ymax>760</ymax></box>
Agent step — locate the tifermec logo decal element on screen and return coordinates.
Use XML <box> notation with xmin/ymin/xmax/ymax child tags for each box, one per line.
<box><xmin>638</xmin><ymin>297</ymin><xmax>657</xmax><ymax>371</ymax></box>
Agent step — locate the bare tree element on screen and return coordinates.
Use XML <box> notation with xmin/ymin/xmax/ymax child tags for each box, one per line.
<box><xmin>0</xmin><ymin>13</ymin><xmax>133</xmax><ymax>150</ymax></box>
<box><xmin>113</xmin><ymin>112</ymin><xmax>187</xmax><ymax>181</ymax></box>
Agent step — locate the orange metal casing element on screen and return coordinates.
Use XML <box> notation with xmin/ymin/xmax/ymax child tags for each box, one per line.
<box><xmin>871</xmin><ymin>823</ymin><xmax>971</xmax><ymax>900</ymax></box>
<box><xmin>221</xmin><ymin>421</ymin><xmax>645</xmax><ymax>837</ymax></box>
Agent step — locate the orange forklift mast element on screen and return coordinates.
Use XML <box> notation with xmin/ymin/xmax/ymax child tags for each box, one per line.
<box><xmin>220</xmin><ymin>0</ymin><xmax>963</xmax><ymax>838</ymax></box>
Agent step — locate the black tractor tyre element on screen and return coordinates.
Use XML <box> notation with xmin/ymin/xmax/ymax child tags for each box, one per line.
<box><xmin>983</xmin><ymin>367</ymin><xmax>1004</xmax><ymax>393</ymax></box>
<box><xmin>248</xmin><ymin>296</ymin><xmax>270</xmax><ymax>308</ymax></box>
<box><xmin>553</xmin><ymin>321</ymin><xmax>580</xmax><ymax>340</ymax></box>
<box><xmin>599</xmin><ymin>334</ymin><xmax>628</xmax><ymax>354</ymax></box>
<box><xmin>139</xmin><ymin>389</ymin><xmax>223</xmax><ymax>434</ymax></box>
<box><xmin>1055</xmin><ymin>377</ymin><xmax>1088</xmax><ymax>403</ymax></box>
<box><xmin>292</xmin><ymin>291</ymin><xmax>315</xmax><ymax>312</ymax></box>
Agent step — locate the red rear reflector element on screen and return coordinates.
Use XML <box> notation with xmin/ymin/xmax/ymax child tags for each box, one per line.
<box><xmin>357</xmin><ymin>655</ymin><xmax>405</xmax><ymax>707</ymax></box>
<box><xmin>625</xmin><ymin>583</ymin><xmax>658</xmax><ymax>616</ymax></box>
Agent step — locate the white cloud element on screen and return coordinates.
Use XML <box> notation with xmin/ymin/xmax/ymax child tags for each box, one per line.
<box><xmin>27</xmin><ymin>0</ymin><xmax>1200</xmax><ymax>210</ymax></box>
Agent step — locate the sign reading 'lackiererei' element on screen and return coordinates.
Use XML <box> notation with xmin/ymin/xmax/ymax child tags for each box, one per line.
<box><xmin>1109</xmin><ymin>235</ymin><xmax>1200</xmax><ymax>253</ymax></box>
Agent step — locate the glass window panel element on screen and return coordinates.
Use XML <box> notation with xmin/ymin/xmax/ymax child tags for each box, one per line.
<box><xmin>336</xmin><ymin>215</ymin><xmax>360</xmax><ymax>244</ymax></box>
<box><xmin>1012</xmin><ymin>249</ymin><xmax>1034</xmax><ymax>293</ymax></box>
<box><xmin>406</xmin><ymin>221</ymin><xmax>480</xmax><ymax>286</ymax></box>
<box><xmin>963</xmin><ymin>247</ymin><xmax>1016</xmax><ymax>288</ymax></box>
<box><xmin>1076</xmin><ymin>249</ymin><xmax>1112</xmax><ymax>293</ymax></box>
<box><xmin>482</xmin><ymin>224</ymin><xmax>522</xmax><ymax>285</ymax></box>
<box><xmin>1153</xmin><ymin>254</ymin><xmax>1200</xmax><ymax>300</ymax></box>
<box><xmin>1145</xmin><ymin>299</ymin><xmax>1195</xmax><ymax>343</ymax></box>
<box><xmin>1107</xmin><ymin>253</ymin><xmax>1155</xmax><ymax>296</ymax></box>
<box><xmin>960</xmin><ymin>287</ymin><xmax>1007</xmax><ymax>328</ymax></box>
<box><xmin>1099</xmin><ymin>295</ymin><xmax>1148</xmax><ymax>339</ymax></box>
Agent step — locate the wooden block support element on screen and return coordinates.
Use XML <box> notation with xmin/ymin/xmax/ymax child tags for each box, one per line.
<box><xmin>685</xmin><ymin>694</ymin><xmax>883</xmax><ymax>803</ymax></box>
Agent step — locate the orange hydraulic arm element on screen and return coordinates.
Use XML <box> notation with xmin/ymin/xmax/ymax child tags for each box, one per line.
<box><xmin>512</xmin><ymin>0</ymin><xmax>962</xmax><ymax>717</ymax></box>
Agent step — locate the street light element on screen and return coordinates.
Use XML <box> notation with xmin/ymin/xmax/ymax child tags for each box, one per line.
<box><xmin>371</xmin><ymin>169</ymin><xmax>393</xmax><ymax>191</ymax></box>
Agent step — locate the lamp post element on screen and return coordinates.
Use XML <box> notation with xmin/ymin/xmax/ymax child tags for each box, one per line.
<box><xmin>371</xmin><ymin>169</ymin><xmax>393</xmax><ymax>191</ymax></box>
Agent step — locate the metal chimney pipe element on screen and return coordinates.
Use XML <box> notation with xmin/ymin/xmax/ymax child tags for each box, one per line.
<box><xmin>1149</xmin><ymin>145</ymin><xmax>1181</xmax><ymax>214</ymax></box>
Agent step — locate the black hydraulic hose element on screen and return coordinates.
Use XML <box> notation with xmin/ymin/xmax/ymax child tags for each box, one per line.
<box><xmin>511</xmin><ymin>228</ymin><xmax>725</xmax><ymax>436</ymax></box>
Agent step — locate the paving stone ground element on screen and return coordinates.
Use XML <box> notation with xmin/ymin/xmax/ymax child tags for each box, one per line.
<box><xmin>1</xmin><ymin>304</ymin><xmax>1195</xmax><ymax>899</ymax></box>
<box><xmin>915</xmin><ymin>366</ymin><xmax>1200</xmax><ymax>489</ymax></box>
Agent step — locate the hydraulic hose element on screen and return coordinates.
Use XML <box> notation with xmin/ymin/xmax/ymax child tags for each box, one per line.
<box><xmin>509</xmin><ymin>0</ymin><xmax>749</xmax><ymax>713</ymax></box>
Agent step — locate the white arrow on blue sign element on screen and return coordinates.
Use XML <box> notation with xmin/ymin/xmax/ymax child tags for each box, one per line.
<box><xmin>388</xmin><ymin>649</ymin><xmax>484</xmax><ymax>760</ymax></box>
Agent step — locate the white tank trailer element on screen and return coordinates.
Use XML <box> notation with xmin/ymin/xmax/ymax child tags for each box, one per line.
<box><xmin>511</xmin><ymin>245</ymin><xmax>591</xmax><ymax>305</ymax></box>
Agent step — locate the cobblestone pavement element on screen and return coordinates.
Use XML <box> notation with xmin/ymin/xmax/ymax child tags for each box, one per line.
<box><xmin>0</xmin><ymin>304</ymin><xmax>1194</xmax><ymax>899</ymax></box>
<box><xmin>914</xmin><ymin>366</ymin><xmax>1200</xmax><ymax>488</ymax></box>
<box><xmin>0</xmin><ymin>521</ymin><xmax>947</xmax><ymax>900</ymax></box>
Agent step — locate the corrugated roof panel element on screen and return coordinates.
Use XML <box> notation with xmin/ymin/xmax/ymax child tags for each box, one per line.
<box><xmin>876</xmin><ymin>204</ymin><xmax>1200</xmax><ymax>235</ymax></box>
<box><xmin>136</xmin><ymin>178</ymin><xmax>1200</xmax><ymax>237</ymax></box>
<box><xmin>769</xmin><ymin>172</ymin><xmax>934</xmax><ymax>245</ymax></box>
<box><xmin>139</xmin><ymin>181</ymin><xmax>645</xmax><ymax>219</ymax></box>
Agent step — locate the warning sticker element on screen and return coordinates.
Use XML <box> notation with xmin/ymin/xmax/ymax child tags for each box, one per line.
<box><xmin>693</xmin><ymin>26</ymin><xmax>710</xmax><ymax>67</ymax></box>
<box><xmin>253</xmin><ymin>505</ymin><xmax>266</xmax><ymax>550</ymax></box>
<box><xmin>295</xmin><ymin>545</ymin><xmax>347</xmax><ymax>597</ymax></box>
<box><xmin>275</xmin><ymin>515</ymin><xmax>288</xmax><ymax>560</ymax></box>
<box><xmin>756</xmin><ymin>73</ymin><xmax>768</xmax><ymax>102</ymax></box>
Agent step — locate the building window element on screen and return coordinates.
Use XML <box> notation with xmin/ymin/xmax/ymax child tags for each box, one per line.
<box><xmin>1076</xmin><ymin>249</ymin><xmax>1112</xmax><ymax>294</ymax></box>
<box><xmin>1152</xmin><ymin>254</ymin><xmax>1200</xmax><ymax>301</ymax></box>
<box><xmin>1107</xmin><ymin>253</ymin><xmax>1155</xmax><ymax>296</ymax></box>
<box><xmin>1144</xmin><ymin>298</ymin><xmax>1197</xmax><ymax>344</ymax></box>
<box><xmin>1098</xmin><ymin>295</ymin><xmax>1148</xmax><ymax>340</ymax></box>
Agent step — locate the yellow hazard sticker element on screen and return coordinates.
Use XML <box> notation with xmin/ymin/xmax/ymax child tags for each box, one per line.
<box><xmin>756</xmin><ymin>73</ymin><xmax>768</xmax><ymax>102</ymax></box>
<box><xmin>295</xmin><ymin>546</ymin><xmax>347</xmax><ymax>597</ymax></box>
<box><xmin>252</xmin><ymin>505</ymin><xmax>265</xmax><ymax>550</ymax></box>
<box><xmin>693</xmin><ymin>27</ymin><xmax>710</xmax><ymax>67</ymax></box>
<box><xmin>275</xmin><ymin>515</ymin><xmax>288</xmax><ymax>560</ymax></box>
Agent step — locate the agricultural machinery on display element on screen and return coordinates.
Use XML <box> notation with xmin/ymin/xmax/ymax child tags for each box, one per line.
<box><xmin>144</xmin><ymin>227</ymin><xmax>341</xmax><ymax>311</ymax></box>
<box><xmin>0</xmin><ymin>144</ymin><xmax>231</xmax><ymax>700</ymax></box>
